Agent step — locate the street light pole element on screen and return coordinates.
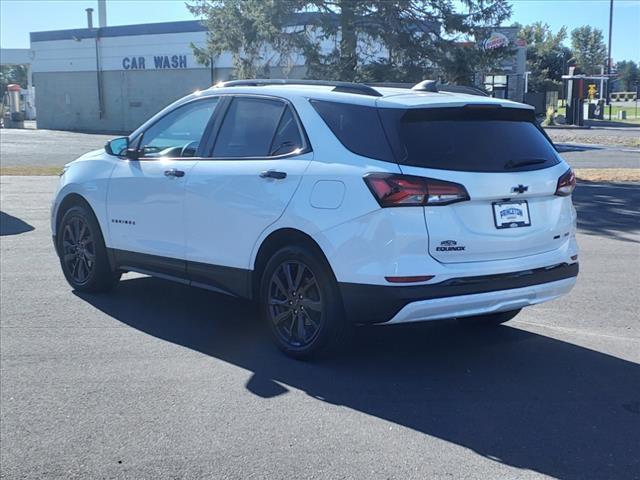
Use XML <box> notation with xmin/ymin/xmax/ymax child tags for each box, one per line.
<box><xmin>606</xmin><ymin>0</ymin><xmax>614</xmax><ymax>119</ymax></box>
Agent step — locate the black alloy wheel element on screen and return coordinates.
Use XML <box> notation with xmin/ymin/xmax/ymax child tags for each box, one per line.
<box><xmin>57</xmin><ymin>204</ymin><xmax>120</xmax><ymax>293</ymax></box>
<box><xmin>61</xmin><ymin>214</ymin><xmax>96</xmax><ymax>286</ymax></box>
<box><xmin>267</xmin><ymin>260</ymin><xmax>323</xmax><ymax>348</ymax></box>
<box><xmin>260</xmin><ymin>245</ymin><xmax>351</xmax><ymax>359</ymax></box>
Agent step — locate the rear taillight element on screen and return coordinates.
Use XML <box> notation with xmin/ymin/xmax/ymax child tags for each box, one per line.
<box><xmin>555</xmin><ymin>168</ymin><xmax>576</xmax><ymax>196</ymax></box>
<box><xmin>364</xmin><ymin>173</ymin><xmax>469</xmax><ymax>207</ymax></box>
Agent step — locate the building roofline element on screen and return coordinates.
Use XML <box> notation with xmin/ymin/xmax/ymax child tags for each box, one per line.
<box><xmin>30</xmin><ymin>20</ymin><xmax>207</xmax><ymax>43</ymax></box>
<box><xmin>30</xmin><ymin>12</ymin><xmax>439</xmax><ymax>43</ymax></box>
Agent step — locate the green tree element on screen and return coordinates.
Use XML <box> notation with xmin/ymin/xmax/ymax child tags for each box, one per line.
<box><xmin>0</xmin><ymin>65</ymin><xmax>28</xmax><ymax>96</ymax></box>
<box><xmin>517</xmin><ymin>22</ymin><xmax>572</xmax><ymax>92</ymax></box>
<box><xmin>187</xmin><ymin>0</ymin><xmax>513</xmax><ymax>83</ymax></box>
<box><xmin>359</xmin><ymin>0</ymin><xmax>512</xmax><ymax>84</ymax></box>
<box><xmin>186</xmin><ymin>0</ymin><xmax>309</xmax><ymax>79</ymax></box>
<box><xmin>570</xmin><ymin>25</ymin><xmax>607</xmax><ymax>75</ymax></box>
<box><xmin>615</xmin><ymin>60</ymin><xmax>639</xmax><ymax>91</ymax></box>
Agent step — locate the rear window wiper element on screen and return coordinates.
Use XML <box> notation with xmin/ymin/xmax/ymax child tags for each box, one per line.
<box><xmin>504</xmin><ymin>158</ymin><xmax>547</xmax><ymax>169</ymax></box>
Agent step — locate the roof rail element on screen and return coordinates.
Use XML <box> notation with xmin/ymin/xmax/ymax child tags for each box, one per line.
<box><xmin>366</xmin><ymin>82</ymin><xmax>414</xmax><ymax>89</ymax></box>
<box><xmin>212</xmin><ymin>79</ymin><xmax>382</xmax><ymax>97</ymax></box>
<box><xmin>368</xmin><ymin>80</ymin><xmax>439</xmax><ymax>92</ymax></box>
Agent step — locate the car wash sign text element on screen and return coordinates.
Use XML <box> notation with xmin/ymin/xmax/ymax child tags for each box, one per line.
<box><xmin>121</xmin><ymin>55</ymin><xmax>188</xmax><ymax>70</ymax></box>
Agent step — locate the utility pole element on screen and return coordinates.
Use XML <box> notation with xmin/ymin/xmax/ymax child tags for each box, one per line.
<box><xmin>98</xmin><ymin>0</ymin><xmax>107</xmax><ymax>28</ymax></box>
<box><xmin>606</xmin><ymin>0</ymin><xmax>614</xmax><ymax>119</ymax></box>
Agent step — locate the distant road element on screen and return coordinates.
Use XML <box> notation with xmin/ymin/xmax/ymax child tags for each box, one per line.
<box><xmin>557</xmin><ymin>146</ymin><xmax>640</xmax><ymax>169</ymax></box>
<box><xmin>0</xmin><ymin>129</ymin><xmax>112</xmax><ymax>167</ymax></box>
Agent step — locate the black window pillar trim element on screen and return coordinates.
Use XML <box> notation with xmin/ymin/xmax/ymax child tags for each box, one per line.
<box><xmin>199</xmin><ymin>95</ymin><xmax>232</xmax><ymax>158</ymax></box>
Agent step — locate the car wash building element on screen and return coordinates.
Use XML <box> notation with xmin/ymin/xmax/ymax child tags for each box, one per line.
<box><xmin>30</xmin><ymin>14</ymin><xmax>518</xmax><ymax>133</ymax></box>
<box><xmin>30</xmin><ymin>11</ymin><xmax>414</xmax><ymax>133</ymax></box>
<box><xmin>30</xmin><ymin>20</ymin><xmax>223</xmax><ymax>133</ymax></box>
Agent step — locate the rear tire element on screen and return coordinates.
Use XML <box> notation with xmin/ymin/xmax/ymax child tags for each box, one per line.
<box><xmin>57</xmin><ymin>204</ymin><xmax>120</xmax><ymax>293</ymax></box>
<box><xmin>457</xmin><ymin>309</ymin><xmax>522</xmax><ymax>326</ymax></box>
<box><xmin>259</xmin><ymin>245</ymin><xmax>351</xmax><ymax>360</ymax></box>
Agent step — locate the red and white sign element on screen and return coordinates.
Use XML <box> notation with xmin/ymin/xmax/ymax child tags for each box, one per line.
<box><xmin>484</xmin><ymin>32</ymin><xmax>509</xmax><ymax>50</ymax></box>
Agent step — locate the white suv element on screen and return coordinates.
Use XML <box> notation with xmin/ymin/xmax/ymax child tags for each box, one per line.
<box><xmin>52</xmin><ymin>79</ymin><xmax>578</xmax><ymax>358</ymax></box>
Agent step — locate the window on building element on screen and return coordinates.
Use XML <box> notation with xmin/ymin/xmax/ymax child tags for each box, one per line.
<box><xmin>484</xmin><ymin>75</ymin><xmax>509</xmax><ymax>99</ymax></box>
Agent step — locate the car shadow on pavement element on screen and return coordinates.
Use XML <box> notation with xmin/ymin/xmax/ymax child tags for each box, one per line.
<box><xmin>76</xmin><ymin>278</ymin><xmax>640</xmax><ymax>480</ymax></box>
<box><xmin>0</xmin><ymin>211</ymin><xmax>35</xmax><ymax>236</ymax></box>
<box><xmin>574</xmin><ymin>181</ymin><xmax>640</xmax><ymax>242</ymax></box>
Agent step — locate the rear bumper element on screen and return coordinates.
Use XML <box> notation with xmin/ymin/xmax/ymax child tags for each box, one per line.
<box><xmin>340</xmin><ymin>262</ymin><xmax>578</xmax><ymax>324</ymax></box>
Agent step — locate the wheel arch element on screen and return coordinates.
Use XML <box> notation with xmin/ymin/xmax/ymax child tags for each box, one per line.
<box><xmin>53</xmin><ymin>193</ymin><xmax>111</xmax><ymax>269</ymax></box>
<box><xmin>54</xmin><ymin>193</ymin><xmax>93</xmax><ymax>238</ymax></box>
<box><xmin>251</xmin><ymin>228</ymin><xmax>337</xmax><ymax>300</ymax></box>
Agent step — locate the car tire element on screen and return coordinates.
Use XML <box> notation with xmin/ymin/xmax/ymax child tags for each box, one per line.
<box><xmin>57</xmin><ymin>204</ymin><xmax>121</xmax><ymax>293</ymax></box>
<box><xmin>457</xmin><ymin>309</ymin><xmax>522</xmax><ymax>326</ymax></box>
<box><xmin>259</xmin><ymin>245</ymin><xmax>351</xmax><ymax>360</ymax></box>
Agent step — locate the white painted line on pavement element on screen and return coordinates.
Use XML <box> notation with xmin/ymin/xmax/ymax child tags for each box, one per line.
<box><xmin>514</xmin><ymin>320</ymin><xmax>640</xmax><ymax>341</ymax></box>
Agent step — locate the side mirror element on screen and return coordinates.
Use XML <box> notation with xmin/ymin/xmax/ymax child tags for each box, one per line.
<box><xmin>105</xmin><ymin>137</ymin><xmax>139</xmax><ymax>159</ymax></box>
<box><xmin>105</xmin><ymin>137</ymin><xmax>130</xmax><ymax>157</ymax></box>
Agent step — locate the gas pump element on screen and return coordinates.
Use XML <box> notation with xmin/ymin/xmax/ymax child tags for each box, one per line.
<box><xmin>564</xmin><ymin>74</ymin><xmax>585</xmax><ymax>126</ymax></box>
<box><xmin>1</xmin><ymin>84</ymin><xmax>25</xmax><ymax>129</ymax></box>
<box><xmin>563</xmin><ymin>70</ymin><xmax>610</xmax><ymax>125</ymax></box>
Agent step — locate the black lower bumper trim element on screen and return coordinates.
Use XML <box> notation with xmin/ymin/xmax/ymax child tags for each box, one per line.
<box><xmin>339</xmin><ymin>262</ymin><xmax>579</xmax><ymax>325</ymax></box>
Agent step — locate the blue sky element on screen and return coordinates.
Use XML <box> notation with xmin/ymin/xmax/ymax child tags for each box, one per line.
<box><xmin>1</xmin><ymin>0</ymin><xmax>638</xmax><ymax>61</ymax></box>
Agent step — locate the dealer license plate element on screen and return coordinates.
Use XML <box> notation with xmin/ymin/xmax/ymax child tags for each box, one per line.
<box><xmin>492</xmin><ymin>200</ymin><xmax>531</xmax><ymax>229</ymax></box>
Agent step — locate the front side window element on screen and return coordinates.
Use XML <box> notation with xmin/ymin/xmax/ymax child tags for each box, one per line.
<box><xmin>213</xmin><ymin>97</ymin><xmax>292</xmax><ymax>158</ymax></box>
<box><xmin>139</xmin><ymin>98</ymin><xmax>219</xmax><ymax>158</ymax></box>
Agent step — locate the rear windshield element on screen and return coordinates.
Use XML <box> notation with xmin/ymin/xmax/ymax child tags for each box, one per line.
<box><xmin>379</xmin><ymin>107</ymin><xmax>559</xmax><ymax>172</ymax></box>
<box><xmin>311</xmin><ymin>100</ymin><xmax>559</xmax><ymax>172</ymax></box>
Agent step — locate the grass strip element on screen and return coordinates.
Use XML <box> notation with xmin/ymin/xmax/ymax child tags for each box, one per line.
<box><xmin>575</xmin><ymin>168</ymin><xmax>640</xmax><ymax>183</ymax></box>
<box><xmin>0</xmin><ymin>166</ymin><xmax>63</xmax><ymax>176</ymax></box>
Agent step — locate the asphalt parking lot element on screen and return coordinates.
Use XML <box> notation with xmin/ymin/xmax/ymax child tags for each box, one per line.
<box><xmin>1</xmin><ymin>134</ymin><xmax>640</xmax><ymax>479</ymax></box>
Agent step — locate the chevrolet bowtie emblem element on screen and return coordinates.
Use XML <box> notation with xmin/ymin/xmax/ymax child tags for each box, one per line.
<box><xmin>511</xmin><ymin>184</ymin><xmax>529</xmax><ymax>194</ymax></box>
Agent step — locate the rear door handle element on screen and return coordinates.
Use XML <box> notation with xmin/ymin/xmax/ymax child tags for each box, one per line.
<box><xmin>259</xmin><ymin>170</ymin><xmax>287</xmax><ymax>180</ymax></box>
<box><xmin>164</xmin><ymin>169</ymin><xmax>185</xmax><ymax>178</ymax></box>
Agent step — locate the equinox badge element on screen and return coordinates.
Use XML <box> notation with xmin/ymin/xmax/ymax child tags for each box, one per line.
<box><xmin>436</xmin><ymin>240</ymin><xmax>466</xmax><ymax>252</ymax></box>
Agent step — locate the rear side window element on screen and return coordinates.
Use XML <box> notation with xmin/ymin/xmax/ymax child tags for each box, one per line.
<box><xmin>310</xmin><ymin>100</ymin><xmax>394</xmax><ymax>161</ymax></box>
<box><xmin>270</xmin><ymin>107</ymin><xmax>304</xmax><ymax>156</ymax></box>
<box><xmin>379</xmin><ymin>107</ymin><xmax>560</xmax><ymax>172</ymax></box>
<box><xmin>213</xmin><ymin>97</ymin><xmax>285</xmax><ymax>157</ymax></box>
